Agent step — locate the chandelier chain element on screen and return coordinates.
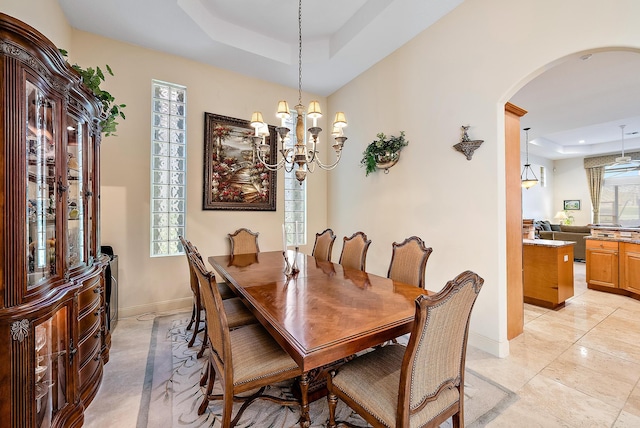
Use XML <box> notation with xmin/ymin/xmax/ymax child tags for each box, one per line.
<box><xmin>298</xmin><ymin>0</ymin><xmax>303</xmax><ymax>106</ymax></box>
<box><xmin>524</xmin><ymin>127</ymin><xmax>530</xmax><ymax>163</ymax></box>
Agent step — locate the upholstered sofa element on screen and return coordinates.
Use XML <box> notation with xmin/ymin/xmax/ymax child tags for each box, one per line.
<box><xmin>538</xmin><ymin>224</ymin><xmax>590</xmax><ymax>260</ymax></box>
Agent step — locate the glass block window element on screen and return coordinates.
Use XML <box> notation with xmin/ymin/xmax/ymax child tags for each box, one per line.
<box><xmin>284</xmin><ymin>112</ymin><xmax>306</xmax><ymax>246</ymax></box>
<box><xmin>151</xmin><ymin>80</ymin><xmax>187</xmax><ymax>257</ymax></box>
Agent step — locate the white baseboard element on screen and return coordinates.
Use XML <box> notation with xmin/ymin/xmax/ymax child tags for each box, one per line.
<box><xmin>117</xmin><ymin>297</ymin><xmax>192</xmax><ymax>319</ymax></box>
<box><xmin>468</xmin><ymin>330</ymin><xmax>509</xmax><ymax>358</ymax></box>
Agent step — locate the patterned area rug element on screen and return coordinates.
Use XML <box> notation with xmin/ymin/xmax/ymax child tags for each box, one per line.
<box><xmin>137</xmin><ymin>313</ymin><xmax>517</xmax><ymax>427</ymax></box>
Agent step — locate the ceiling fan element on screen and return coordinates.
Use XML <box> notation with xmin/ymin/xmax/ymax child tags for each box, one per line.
<box><xmin>612</xmin><ymin>124</ymin><xmax>640</xmax><ymax>167</ymax></box>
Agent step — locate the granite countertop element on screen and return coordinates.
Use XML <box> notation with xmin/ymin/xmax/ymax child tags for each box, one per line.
<box><xmin>588</xmin><ymin>225</ymin><xmax>640</xmax><ymax>243</ymax></box>
<box><xmin>586</xmin><ymin>236</ymin><xmax>640</xmax><ymax>244</ymax></box>
<box><xmin>523</xmin><ymin>239</ymin><xmax>576</xmax><ymax>248</ymax></box>
<box><xmin>590</xmin><ymin>225</ymin><xmax>640</xmax><ymax>232</ymax></box>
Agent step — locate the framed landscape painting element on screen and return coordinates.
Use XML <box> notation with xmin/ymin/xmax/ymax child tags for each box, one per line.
<box><xmin>563</xmin><ymin>199</ymin><xmax>581</xmax><ymax>210</ymax></box>
<box><xmin>202</xmin><ymin>112</ymin><xmax>277</xmax><ymax>210</ymax></box>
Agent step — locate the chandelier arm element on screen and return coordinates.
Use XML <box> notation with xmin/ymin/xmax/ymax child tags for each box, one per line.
<box><xmin>306</xmin><ymin>161</ymin><xmax>315</xmax><ymax>174</ymax></box>
<box><xmin>305</xmin><ymin>142</ymin><xmax>317</xmax><ymax>164</ymax></box>
<box><xmin>284</xmin><ymin>161</ymin><xmax>295</xmax><ymax>173</ymax></box>
<box><xmin>312</xmin><ymin>150</ymin><xmax>343</xmax><ymax>171</ymax></box>
<box><xmin>256</xmin><ymin>148</ymin><xmax>288</xmax><ymax>171</ymax></box>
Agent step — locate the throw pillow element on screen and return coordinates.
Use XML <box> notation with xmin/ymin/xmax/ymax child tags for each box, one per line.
<box><xmin>540</xmin><ymin>221</ymin><xmax>552</xmax><ymax>231</ymax></box>
<box><xmin>550</xmin><ymin>224</ymin><xmax>561</xmax><ymax>231</ymax></box>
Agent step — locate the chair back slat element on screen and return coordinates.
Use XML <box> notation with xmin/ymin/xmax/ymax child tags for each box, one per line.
<box><xmin>312</xmin><ymin>228</ymin><xmax>336</xmax><ymax>262</ymax></box>
<box><xmin>338</xmin><ymin>232</ymin><xmax>371</xmax><ymax>271</ymax></box>
<box><xmin>387</xmin><ymin>236</ymin><xmax>433</xmax><ymax>288</ymax></box>
<box><xmin>189</xmin><ymin>253</ymin><xmax>232</xmax><ymax>374</ymax></box>
<box><xmin>228</xmin><ymin>228</ymin><xmax>260</xmax><ymax>255</ymax></box>
<box><xmin>401</xmin><ymin>271</ymin><xmax>483</xmax><ymax>414</ymax></box>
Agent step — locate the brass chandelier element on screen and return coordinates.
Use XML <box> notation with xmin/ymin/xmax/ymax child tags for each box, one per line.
<box><xmin>249</xmin><ymin>0</ymin><xmax>347</xmax><ymax>184</ymax></box>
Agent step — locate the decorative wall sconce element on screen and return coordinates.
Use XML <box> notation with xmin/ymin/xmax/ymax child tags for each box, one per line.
<box><xmin>453</xmin><ymin>125</ymin><xmax>484</xmax><ymax>160</ymax></box>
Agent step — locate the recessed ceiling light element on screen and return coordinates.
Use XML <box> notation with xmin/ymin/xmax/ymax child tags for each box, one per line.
<box><xmin>579</xmin><ymin>140</ymin><xmax>585</xmax><ymax>144</ymax></box>
<box><xmin>580</xmin><ymin>54</ymin><xmax>592</xmax><ymax>61</ymax></box>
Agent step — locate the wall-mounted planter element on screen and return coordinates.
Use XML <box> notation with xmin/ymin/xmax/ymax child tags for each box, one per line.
<box><xmin>361</xmin><ymin>131</ymin><xmax>408</xmax><ymax>176</ymax></box>
<box><xmin>375</xmin><ymin>152</ymin><xmax>401</xmax><ymax>173</ymax></box>
<box><xmin>454</xmin><ymin>125</ymin><xmax>484</xmax><ymax>160</ymax></box>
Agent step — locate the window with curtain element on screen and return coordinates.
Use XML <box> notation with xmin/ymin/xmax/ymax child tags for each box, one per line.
<box><xmin>283</xmin><ymin>111</ymin><xmax>306</xmax><ymax>246</ymax></box>
<box><xmin>599</xmin><ymin>164</ymin><xmax>640</xmax><ymax>226</ymax></box>
<box><xmin>150</xmin><ymin>80</ymin><xmax>187</xmax><ymax>256</ymax></box>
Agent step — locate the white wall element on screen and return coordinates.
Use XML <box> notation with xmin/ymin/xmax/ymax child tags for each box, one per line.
<box><xmin>553</xmin><ymin>157</ymin><xmax>593</xmax><ymax>225</ymax></box>
<box><xmin>327</xmin><ymin>0</ymin><xmax>640</xmax><ymax>356</ymax></box>
<box><xmin>522</xmin><ymin>153</ymin><xmax>555</xmax><ymax>221</ymax></box>
<box><xmin>522</xmin><ymin>155</ymin><xmax>593</xmax><ymax>226</ymax></box>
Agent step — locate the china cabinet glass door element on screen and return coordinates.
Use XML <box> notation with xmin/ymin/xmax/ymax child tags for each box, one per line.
<box><xmin>66</xmin><ymin>115</ymin><xmax>85</xmax><ymax>268</ymax></box>
<box><xmin>86</xmin><ymin>133</ymin><xmax>95</xmax><ymax>262</ymax></box>
<box><xmin>26</xmin><ymin>80</ymin><xmax>57</xmax><ymax>289</ymax></box>
<box><xmin>34</xmin><ymin>306</ymin><xmax>69</xmax><ymax>428</ymax></box>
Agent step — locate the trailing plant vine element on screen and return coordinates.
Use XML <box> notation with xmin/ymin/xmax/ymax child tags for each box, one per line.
<box><xmin>59</xmin><ymin>49</ymin><xmax>126</xmax><ymax>137</ymax></box>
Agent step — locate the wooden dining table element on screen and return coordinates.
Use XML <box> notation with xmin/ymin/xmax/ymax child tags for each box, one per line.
<box><xmin>208</xmin><ymin>250</ymin><xmax>430</xmax><ymax>427</ymax></box>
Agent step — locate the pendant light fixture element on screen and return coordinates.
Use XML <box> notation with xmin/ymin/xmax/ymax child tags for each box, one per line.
<box><xmin>521</xmin><ymin>127</ymin><xmax>538</xmax><ymax>189</ymax></box>
<box><xmin>249</xmin><ymin>0</ymin><xmax>347</xmax><ymax>184</ymax></box>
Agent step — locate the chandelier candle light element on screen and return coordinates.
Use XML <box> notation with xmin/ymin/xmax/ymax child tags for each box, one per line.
<box><xmin>250</xmin><ymin>0</ymin><xmax>347</xmax><ymax>184</ymax></box>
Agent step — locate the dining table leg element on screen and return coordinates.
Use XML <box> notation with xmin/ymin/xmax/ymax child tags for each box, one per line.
<box><xmin>298</xmin><ymin>372</ymin><xmax>310</xmax><ymax>427</ymax></box>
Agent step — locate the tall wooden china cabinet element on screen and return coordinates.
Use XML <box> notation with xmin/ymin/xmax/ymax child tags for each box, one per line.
<box><xmin>0</xmin><ymin>14</ymin><xmax>110</xmax><ymax>427</ymax></box>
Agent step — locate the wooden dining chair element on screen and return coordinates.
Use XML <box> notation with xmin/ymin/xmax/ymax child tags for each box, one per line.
<box><xmin>180</xmin><ymin>237</ymin><xmax>255</xmax><ymax>352</ymax></box>
<box><xmin>190</xmin><ymin>253</ymin><xmax>302</xmax><ymax>426</ymax></box>
<box><xmin>180</xmin><ymin>237</ymin><xmax>237</xmax><ymax>347</ymax></box>
<box><xmin>327</xmin><ymin>270</ymin><xmax>484</xmax><ymax>428</ymax></box>
<box><xmin>387</xmin><ymin>236</ymin><xmax>433</xmax><ymax>289</ymax></box>
<box><xmin>312</xmin><ymin>228</ymin><xmax>336</xmax><ymax>262</ymax></box>
<box><xmin>228</xmin><ymin>228</ymin><xmax>260</xmax><ymax>255</ymax></box>
<box><xmin>338</xmin><ymin>231</ymin><xmax>371</xmax><ymax>271</ymax></box>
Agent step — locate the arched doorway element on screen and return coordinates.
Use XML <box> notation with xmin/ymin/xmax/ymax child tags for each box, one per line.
<box><xmin>504</xmin><ymin>48</ymin><xmax>640</xmax><ymax>340</ymax></box>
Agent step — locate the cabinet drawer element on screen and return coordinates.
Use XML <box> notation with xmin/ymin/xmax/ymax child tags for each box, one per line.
<box><xmin>79</xmin><ymin>348</ymin><xmax>102</xmax><ymax>387</ymax></box>
<box><xmin>78</xmin><ymin>278</ymin><xmax>101</xmax><ymax>312</ymax></box>
<box><xmin>78</xmin><ymin>303</ymin><xmax>102</xmax><ymax>335</ymax></box>
<box><xmin>78</xmin><ymin>324</ymin><xmax>101</xmax><ymax>365</ymax></box>
<box><xmin>586</xmin><ymin>240</ymin><xmax>618</xmax><ymax>251</ymax></box>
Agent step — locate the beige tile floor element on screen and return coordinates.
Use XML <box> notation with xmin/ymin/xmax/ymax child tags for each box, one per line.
<box><xmin>85</xmin><ymin>263</ymin><xmax>640</xmax><ymax>427</ymax></box>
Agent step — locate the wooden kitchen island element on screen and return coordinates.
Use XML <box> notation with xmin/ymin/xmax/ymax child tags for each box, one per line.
<box><xmin>586</xmin><ymin>226</ymin><xmax>640</xmax><ymax>297</ymax></box>
<box><xmin>523</xmin><ymin>239</ymin><xmax>575</xmax><ymax>309</ymax></box>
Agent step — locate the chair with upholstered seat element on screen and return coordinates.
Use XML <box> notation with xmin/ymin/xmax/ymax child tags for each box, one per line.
<box><xmin>387</xmin><ymin>236</ymin><xmax>433</xmax><ymax>289</ymax></box>
<box><xmin>179</xmin><ymin>237</ymin><xmax>238</xmax><ymax>348</ymax></box>
<box><xmin>312</xmin><ymin>228</ymin><xmax>336</xmax><ymax>262</ymax></box>
<box><xmin>228</xmin><ymin>228</ymin><xmax>260</xmax><ymax>255</ymax></box>
<box><xmin>190</xmin><ymin>253</ymin><xmax>302</xmax><ymax>425</ymax></box>
<box><xmin>327</xmin><ymin>270</ymin><xmax>484</xmax><ymax>428</ymax></box>
<box><xmin>180</xmin><ymin>237</ymin><xmax>255</xmax><ymax>354</ymax></box>
<box><xmin>338</xmin><ymin>232</ymin><xmax>371</xmax><ymax>271</ymax></box>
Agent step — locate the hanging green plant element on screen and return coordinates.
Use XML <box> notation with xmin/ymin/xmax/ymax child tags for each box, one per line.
<box><xmin>360</xmin><ymin>131</ymin><xmax>409</xmax><ymax>176</ymax></box>
<box><xmin>59</xmin><ymin>49</ymin><xmax>126</xmax><ymax>137</ymax></box>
